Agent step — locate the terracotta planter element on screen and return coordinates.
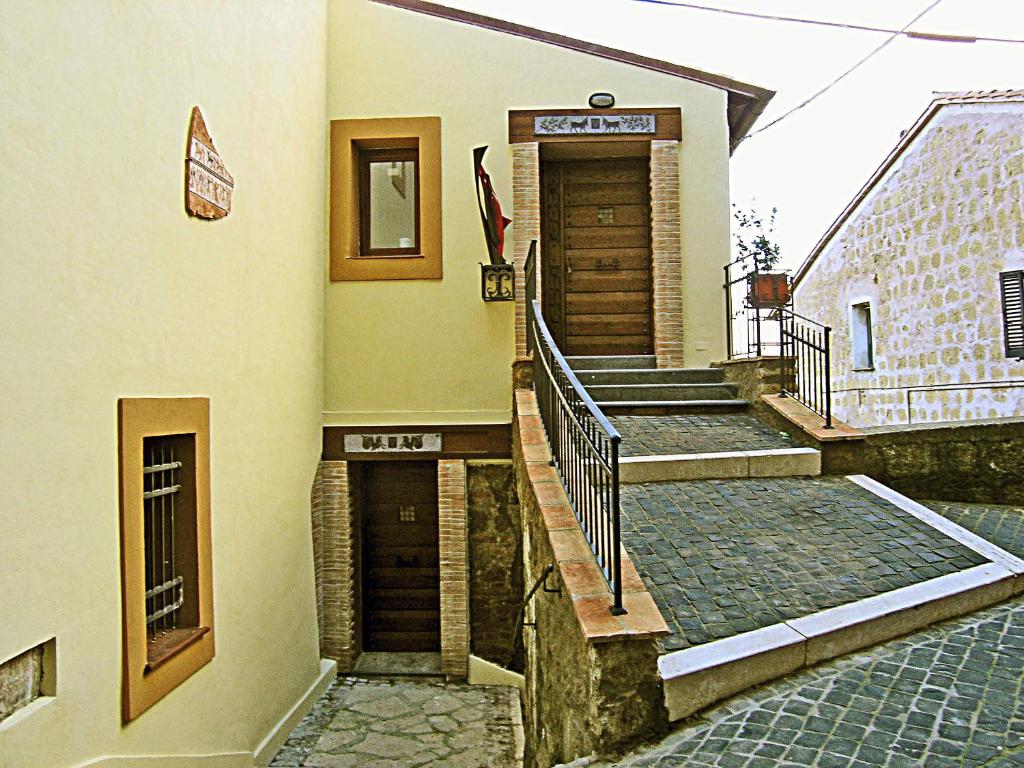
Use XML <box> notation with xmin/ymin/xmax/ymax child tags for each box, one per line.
<box><xmin>747</xmin><ymin>272</ymin><xmax>790</xmax><ymax>306</ymax></box>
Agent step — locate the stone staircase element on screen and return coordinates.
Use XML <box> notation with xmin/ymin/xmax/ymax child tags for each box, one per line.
<box><xmin>567</xmin><ymin>355</ymin><xmax>748</xmax><ymax>415</ymax></box>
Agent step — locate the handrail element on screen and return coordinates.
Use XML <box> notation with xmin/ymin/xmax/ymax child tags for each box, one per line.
<box><xmin>779</xmin><ymin>307</ymin><xmax>833</xmax><ymax>428</ymax></box>
<box><xmin>528</xmin><ymin>297</ymin><xmax>625</xmax><ymax>615</ymax></box>
<box><xmin>530</xmin><ymin>301</ymin><xmax>621</xmax><ymax>441</ymax></box>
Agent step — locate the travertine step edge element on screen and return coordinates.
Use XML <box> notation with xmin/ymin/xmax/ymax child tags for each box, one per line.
<box><xmin>598</xmin><ymin>400</ymin><xmax>750</xmax><ymax>409</ymax></box>
<box><xmin>619</xmin><ymin>448</ymin><xmax>820</xmax><ymax>483</ymax></box>
<box><xmin>658</xmin><ymin>475</ymin><xmax>1024</xmax><ymax>722</ymax></box>
<box><xmin>514</xmin><ymin>389</ymin><xmax>670</xmax><ymax>644</ymax></box>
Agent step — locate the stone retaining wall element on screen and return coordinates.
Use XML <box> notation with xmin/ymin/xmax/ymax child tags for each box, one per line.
<box><xmin>514</xmin><ymin>390</ymin><xmax>668</xmax><ymax>768</ymax></box>
<box><xmin>856</xmin><ymin>418</ymin><xmax>1024</xmax><ymax>505</ymax></box>
<box><xmin>468</xmin><ymin>463</ymin><xmax>525</xmax><ymax>671</ymax></box>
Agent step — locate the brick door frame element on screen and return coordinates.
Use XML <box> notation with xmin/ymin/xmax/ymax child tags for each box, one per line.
<box><xmin>313</xmin><ymin>458</ymin><xmax>470</xmax><ymax>679</ymax></box>
<box><xmin>512</xmin><ymin>140</ymin><xmax>684</xmax><ymax>367</ymax></box>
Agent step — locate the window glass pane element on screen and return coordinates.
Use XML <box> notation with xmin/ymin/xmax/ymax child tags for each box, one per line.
<box><xmin>368</xmin><ymin>160</ymin><xmax>416</xmax><ymax>250</ymax></box>
<box><xmin>852</xmin><ymin>303</ymin><xmax>873</xmax><ymax>369</ymax></box>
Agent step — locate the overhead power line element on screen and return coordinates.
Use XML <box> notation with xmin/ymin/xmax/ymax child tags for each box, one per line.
<box><xmin>630</xmin><ymin>0</ymin><xmax>1024</xmax><ymax>45</ymax></box>
<box><xmin>738</xmin><ymin>0</ymin><xmax>945</xmax><ymax>143</ymax></box>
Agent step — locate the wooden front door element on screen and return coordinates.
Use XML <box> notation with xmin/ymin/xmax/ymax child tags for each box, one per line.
<box><xmin>541</xmin><ymin>157</ymin><xmax>653</xmax><ymax>356</ymax></box>
<box><xmin>361</xmin><ymin>461</ymin><xmax>440</xmax><ymax>652</ymax></box>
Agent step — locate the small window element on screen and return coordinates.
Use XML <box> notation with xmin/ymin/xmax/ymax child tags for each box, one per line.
<box><xmin>852</xmin><ymin>302</ymin><xmax>874</xmax><ymax>370</ymax></box>
<box><xmin>118</xmin><ymin>397</ymin><xmax>213</xmax><ymax>722</ymax></box>
<box><xmin>1000</xmin><ymin>270</ymin><xmax>1024</xmax><ymax>359</ymax></box>
<box><xmin>329</xmin><ymin>116</ymin><xmax>442</xmax><ymax>281</ymax></box>
<box><xmin>359</xmin><ymin>148</ymin><xmax>420</xmax><ymax>256</ymax></box>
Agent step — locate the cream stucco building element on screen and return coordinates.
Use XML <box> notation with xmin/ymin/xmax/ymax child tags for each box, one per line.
<box><xmin>793</xmin><ymin>91</ymin><xmax>1024</xmax><ymax>429</ymax></box>
<box><xmin>0</xmin><ymin>1</ymin><xmax>771</xmax><ymax>766</ymax></box>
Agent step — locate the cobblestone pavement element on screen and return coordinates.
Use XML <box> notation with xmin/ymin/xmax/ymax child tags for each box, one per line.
<box><xmin>586</xmin><ymin>598</ymin><xmax>1024</xmax><ymax>768</ymax></box>
<box><xmin>926</xmin><ymin>500</ymin><xmax>1024</xmax><ymax>559</ymax></box>
<box><xmin>271</xmin><ymin>676</ymin><xmax>522</xmax><ymax>768</ymax></box>
<box><xmin>620</xmin><ymin>477</ymin><xmax>987</xmax><ymax>652</ymax></box>
<box><xmin>610</xmin><ymin>415</ymin><xmax>802</xmax><ymax>457</ymax></box>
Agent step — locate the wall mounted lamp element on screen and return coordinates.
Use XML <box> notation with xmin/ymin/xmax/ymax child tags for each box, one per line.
<box><xmin>588</xmin><ymin>92</ymin><xmax>615</xmax><ymax>109</ymax></box>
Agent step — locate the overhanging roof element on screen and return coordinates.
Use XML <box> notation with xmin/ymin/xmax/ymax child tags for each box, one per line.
<box><xmin>793</xmin><ymin>89</ymin><xmax>1024</xmax><ymax>288</ymax></box>
<box><xmin>370</xmin><ymin>0</ymin><xmax>775</xmax><ymax>153</ymax></box>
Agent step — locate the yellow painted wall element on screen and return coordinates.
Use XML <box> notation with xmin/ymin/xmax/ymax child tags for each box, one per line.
<box><xmin>324</xmin><ymin>0</ymin><xmax>732</xmax><ymax>426</ymax></box>
<box><xmin>0</xmin><ymin>2</ymin><xmax>327</xmax><ymax>766</ymax></box>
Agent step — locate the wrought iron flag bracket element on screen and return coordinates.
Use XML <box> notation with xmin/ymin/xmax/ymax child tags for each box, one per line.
<box><xmin>474</xmin><ymin>145</ymin><xmax>514</xmax><ymax>301</ymax></box>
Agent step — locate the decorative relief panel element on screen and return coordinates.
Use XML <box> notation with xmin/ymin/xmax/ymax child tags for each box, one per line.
<box><xmin>343</xmin><ymin>433</ymin><xmax>442</xmax><ymax>453</ymax></box>
<box><xmin>185</xmin><ymin>106</ymin><xmax>234</xmax><ymax>219</ymax></box>
<box><xmin>534</xmin><ymin>114</ymin><xmax>656</xmax><ymax>135</ymax></box>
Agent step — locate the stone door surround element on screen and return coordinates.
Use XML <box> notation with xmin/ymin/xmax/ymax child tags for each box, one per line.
<box><xmin>313</xmin><ymin>459</ymin><xmax>469</xmax><ymax>678</ymax></box>
<box><xmin>511</xmin><ymin>135</ymin><xmax>684</xmax><ymax>368</ymax></box>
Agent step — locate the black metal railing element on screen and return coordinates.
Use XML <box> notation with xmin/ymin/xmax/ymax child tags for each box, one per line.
<box><xmin>779</xmin><ymin>308</ymin><xmax>833</xmax><ymax>428</ymax></box>
<box><xmin>527</xmin><ymin>296</ymin><xmax>625</xmax><ymax>616</ymax></box>
<box><xmin>723</xmin><ymin>257</ymin><xmax>791</xmax><ymax>359</ymax></box>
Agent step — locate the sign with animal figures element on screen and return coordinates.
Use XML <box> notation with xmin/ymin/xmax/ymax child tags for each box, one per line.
<box><xmin>343</xmin><ymin>433</ymin><xmax>442</xmax><ymax>453</ymax></box>
<box><xmin>534</xmin><ymin>114</ymin><xmax>656</xmax><ymax>135</ymax></box>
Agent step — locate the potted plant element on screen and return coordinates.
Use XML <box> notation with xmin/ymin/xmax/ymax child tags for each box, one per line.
<box><xmin>733</xmin><ymin>205</ymin><xmax>790</xmax><ymax>306</ymax></box>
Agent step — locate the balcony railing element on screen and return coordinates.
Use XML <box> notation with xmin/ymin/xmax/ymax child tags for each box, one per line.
<box><xmin>525</xmin><ymin>244</ymin><xmax>625</xmax><ymax>614</ymax></box>
<box><xmin>779</xmin><ymin>308</ymin><xmax>833</xmax><ymax>428</ymax></box>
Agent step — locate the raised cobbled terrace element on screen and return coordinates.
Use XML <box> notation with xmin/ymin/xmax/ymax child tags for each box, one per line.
<box><xmin>619</xmin><ymin>476</ymin><xmax>987</xmax><ymax>652</ymax></box>
<box><xmin>610</xmin><ymin>414</ymin><xmax>802</xmax><ymax>457</ymax></box>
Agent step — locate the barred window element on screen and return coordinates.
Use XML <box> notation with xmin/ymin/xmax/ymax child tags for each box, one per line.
<box><xmin>142</xmin><ymin>435</ymin><xmax>206</xmax><ymax>670</ymax></box>
<box><xmin>1000</xmin><ymin>270</ymin><xmax>1024</xmax><ymax>360</ymax></box>
<box><xmin>118</xmin><ymin>397</ymin><xmax>213</xmax><ymax>722</ymax></box>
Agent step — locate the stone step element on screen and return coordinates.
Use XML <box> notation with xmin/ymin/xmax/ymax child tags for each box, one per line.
<box><xmin>619</xmin><ymin>447</ymin><xmax>821</xmax><ymax>483</ymax></box>
<box><xmin>599</xmin><ymin>400</ymin><xmax>750</xmax><ymax>416</ymax></box>
<box><xmin>575</xmin><ymin>368</ymin><xmax>726</xmax><ymax>386</ymax></box>
<box><xmin>566</xmin><ymin>355</ymin><xmax>657</xmax><ymax>370</ymax></box>
<box><xmin>586</xmin><ymin>383</ymin><xmax>739</xmax><ymax>401</ymax></box>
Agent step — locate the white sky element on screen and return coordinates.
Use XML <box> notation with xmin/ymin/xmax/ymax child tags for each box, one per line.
<box><xmin>439</xmin><ymin>0</ymin><xmax>1024</xmax><ymax>271</ymax></box>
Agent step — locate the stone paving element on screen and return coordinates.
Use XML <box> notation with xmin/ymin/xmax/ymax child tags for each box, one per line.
<box><xmin>620</xmin><ymin>477</ymin><xmax>987</xmax><ymax>652</ymax></box>
<box><xmin>610</xmin><ymin>414</ymin><xmax>802</xmax><ymax>457</ymax></box>
<box><xmin>583</xmin><ymin>597</ymin><xmax>1024</xmax><ymax>768</ymax></box>
<box><xmin>271</xmin><ymin>676</ymin><xmax>522</xmax><ymax>768</ymax></box>
<box><xmin>925</xmin><ymin>500</ymin><xmax>1024</xmax><ymax>559</ymax></box>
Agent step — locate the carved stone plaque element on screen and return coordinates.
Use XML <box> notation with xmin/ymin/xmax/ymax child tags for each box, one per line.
<box><xmin>185</xmin><ymin>107</ymin><xmax>234</xmax><ymax>219</ymax></box>
<box><xmin>343</xmin><ymin>433</ymin><xmax>442</xmax><ymax>453</ymax></box>
<box><xmin>534</xmin><ymin>114</ymin><xmax>656</xmax><ymax>135</ymax></box>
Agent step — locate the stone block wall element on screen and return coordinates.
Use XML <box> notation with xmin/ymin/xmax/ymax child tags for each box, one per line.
<box><xmin>439</xmin><ymin>459</ymin><xmax>470</xmax><ymax>678</ymax></box>
<box><xmin>513</xmin><ymin>142</ymin><xmax>541</xmax><ymax>360</ymax></box>
<box><xmin>651</xmin><ymin>140</ymin><xmax>685</xmax><ymax>368</ymax></box>
<box><xmin>0</xmin><ymin>644</ymin><xmax>44</xmax><ymax>724</ymax></box>
<box><xmin>467</xmin><ymin>462</ymin><xmax>524</xmax><ymax>671</ymax></box>
<box><xmin>313</xmin><ymin>460</ymin><xmax>361</xmax><ymax>671</ymax></box>
<box><xmin>796</xmin><ymin>104</ymin><xmax>1024</xmax><ymax>428</ymax></box>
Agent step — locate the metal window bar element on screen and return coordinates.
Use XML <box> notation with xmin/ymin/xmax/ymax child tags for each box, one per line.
<box><xmin>778</xmin><ymin>307</ymin><xmax>833</xmax><ymax>428</ymax></box>
<box><xmin>143</xmin><ymin>441</ymin><xmax>184</xmax><ymax>633</ymax></box>
<box><xmin>528</xmin><ymin>297</ymin><xmax>625</xmax><ymax>615</ymax></box>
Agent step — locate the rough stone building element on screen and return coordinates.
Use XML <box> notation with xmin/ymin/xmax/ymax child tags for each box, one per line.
<box><xmin>793</xmin><ymin>90</ymin><xmax>1024</xmax><ymax>429</ymax></box>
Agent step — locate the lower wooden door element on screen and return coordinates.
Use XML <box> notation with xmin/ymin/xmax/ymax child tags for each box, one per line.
<box><xmin>361</xmin><ymin>461</ymin><xmax>440</xmax><ymax>652</ymax></box>
<box><xmin>541</xmin><ymin>156</ymin><xmax>653</xmax><ymax>356</ymax></box>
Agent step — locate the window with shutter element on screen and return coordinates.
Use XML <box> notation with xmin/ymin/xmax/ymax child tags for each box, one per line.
<box><xmin>1000</xmin><ymin>270</ymin><xmax>1024</xmax><ymax>360</ymax></box>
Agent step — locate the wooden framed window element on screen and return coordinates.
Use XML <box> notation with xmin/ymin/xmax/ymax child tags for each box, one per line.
<box><xmin>330</xmin><ymin>117</ymin><xmax>442</xmax><ymax>281</ymax></box>
<box><xmin>1000</xmin><ymin>270</ymin><xmax>1024</xmax><ymax>359</ymax></box>
<box><xmin>358</xmin><ymin>148</ymin><xmax>421</xmax><ymax>256</ymax></box>
<box><xmin>118</xmin><ymin>397</ymin><xmax>214</xmax><ymax>722</ymax></box>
